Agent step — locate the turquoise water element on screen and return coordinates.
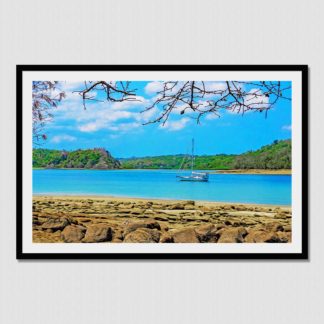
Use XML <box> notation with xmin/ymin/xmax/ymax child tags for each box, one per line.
<box><xmin>33</xmin><ymin>169</ymin><xmax>291</xmax><ymax>205</ymax></box>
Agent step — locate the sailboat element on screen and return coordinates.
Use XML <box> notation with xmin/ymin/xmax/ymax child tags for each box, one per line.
<box><xmin>177</xmin><ymin>139</ymin><xmax>209</xmax><ymax>182</ymax></box>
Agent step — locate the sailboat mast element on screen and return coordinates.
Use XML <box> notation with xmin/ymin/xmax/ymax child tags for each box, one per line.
<box><xmin>191</xmin><ymin>138</ymin><xmax>194</xmax><ymax>171</ymax></box>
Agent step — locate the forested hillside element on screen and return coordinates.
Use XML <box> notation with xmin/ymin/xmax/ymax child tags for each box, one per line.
<box><xmin>33</xmin><ymin>139</ymin><xmax>291</xmax><ymax>170</ymax></box>
<box><xmin>120</xmin><ymin>139</ymin><xmax>291</xmax><ymax>170</ymax></box>
<box><xmin>33</xmin><ymin>148</ymin><xmax>121</xmax><ymax>169</ymax></box>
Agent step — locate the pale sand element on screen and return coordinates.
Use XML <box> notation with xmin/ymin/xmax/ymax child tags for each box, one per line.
<box><xmin>33</xmin><ymin>194</ymin><xmax>290</xmax><ymax>208</ymax></box>
<box><xmin>214</xmin><ymin>169</ymin><xmax>291</xmax><ymax>175</ymax></box>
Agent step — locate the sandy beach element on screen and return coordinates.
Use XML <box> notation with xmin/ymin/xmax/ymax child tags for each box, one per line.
<box><xmin>32</xmin><ymin>195</ymin><xmax>292</xmax><ymax>243</ymax></box>
<box><xmin>214</xmin><ymin>169</ymin><xmax>291</xmax><ymax>175</ymax></box>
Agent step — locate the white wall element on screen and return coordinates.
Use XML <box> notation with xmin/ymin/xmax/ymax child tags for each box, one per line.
<box><xmin>0</xmin><ymin>1</ymin><xmax>322</xmax><ymax>323</ymax></box>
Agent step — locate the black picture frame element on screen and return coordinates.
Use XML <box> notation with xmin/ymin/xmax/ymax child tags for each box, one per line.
<box><xmin>16</xmin><ymin>65</ymin><xmax>309</xmax><ymax>260</ymax></box>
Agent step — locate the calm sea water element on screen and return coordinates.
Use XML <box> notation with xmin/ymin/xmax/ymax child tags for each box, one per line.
<box><xmin>33</xmin><ymin>169</ymin><xmax>291</xmax><ymax>205</ymax></box>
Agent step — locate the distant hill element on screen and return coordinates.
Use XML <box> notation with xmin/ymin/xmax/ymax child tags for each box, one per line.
<box><xmin>33</xmin><ymin>139</ymin><xmax>291</xmax><ymax>170</ymax></box>
<box><xmin>33</xmin><ymin>148</ymin><xmax>121</xmax><ymax>169</ymax></box>
<box><xmin>119</xmin><ymin>139</ymin><xmax>291</xmax><ymax>170</ymax></box>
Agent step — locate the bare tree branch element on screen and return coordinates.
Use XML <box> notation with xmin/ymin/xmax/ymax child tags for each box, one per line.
<box><xmin>74</xmin><ymin>81</ymin><xmax>138</xmax><ymax>109</ymax></box>
<box><xmin>32</xmin><ymin>81</ymin><xmax>65</xmax><ymax>143</ymax></box>
<box><xmin>142</xmin><ymin>81</ymin><xmax>291</xmax><ymax>125</ymax></box>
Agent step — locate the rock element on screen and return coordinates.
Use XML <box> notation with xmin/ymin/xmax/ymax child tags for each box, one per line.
<box><xmin>130</xmin><ymin>208</ymin><xmax>143</xmax><ymax>215</ymax></box>
<box><xmin>217</xmin><ymin>227</ymin><xmax>247</xmax><ymax>243</ymax></box>
<box><xmin>123</xmin><ymin>220</ymin><xmax>161</xmax><ymax>237</ymax></box>
<box><xmin>169</xmin><ymin>204</ymin><xmax>185</xmax><ymax>210</ymax></box>
<box><xmin>195</xmin><ymin>224</ymin><xmax>219</xmax><ymax>242</ymax></box>
<box><xmin>41</xmin><ymin>217</ymin><xmax>70</xmax><ymax>231</ymax></box>
<box><xmin>111</xmin><ymin>238</ymin><xmax>123</xmax><ymax>243</ymax></box>
<box><xmin>154</xmin><ymin>216</ymin><xmax>169</xmax><ymax>222</ymax></box>
<box><xmin>277</xmin><ymin>231</ymin><xmax>291</xmax><ymax>243</ymax></box>
<box><xmin>159</xmin><ymin>232</ymin><xmax>174</xmax><ymax>243</ymax></box>
<box><xmin>274</xmin><ymin>213</ymin><xmax>288</xmax><ymax>219</ymax></box>
<box><xmin>82</xmin><ymin>224</ymin><xmax>113</xmax><ymax>243</ymax></box>
<box><xmin>61</xmin><ymin>225</ymin><xmax>85</xmax><ymax>243</ymax></box>
<box><xmin>112</xmin><ymin>230</ymin><xmax>124</xmax><ymax>241</ymax></box>
<box><xmin>245</xmin><ymin>230</ymin><xmax>282</xmax><ymax>243</ymax></box>
<box><xmin>172</xmin><ymin>228</ymin><xmax>199</xmax><ymax>243</ymax></box>
<box><xmin>264</xmin><ymin>222</ymin><xmax>284</xmax><ymax>232</ymax></box>
<box><xmin>184</xmin><ymin>204</ymin><xmax>195</xmax><ymax>210</ymax></box>
<box><xmin>283</xmin><ymin>225</ymin><xmax>291</xmax><ymax>232</ymax></box>
<box><xmin>124</xmin><ymin>228</ymin><xmax>160</xmax><ymax>243</ymax></box>
<box><xmin>224</xmin><ymin>220</ymin><xmax>232</xmax><ymax>226</ymax></box>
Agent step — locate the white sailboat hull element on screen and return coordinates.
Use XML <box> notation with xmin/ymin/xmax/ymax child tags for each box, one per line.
<box><xmin>177</xmin><ymin>172</ymin><xmax>209</xmax><ymax>182</ymax></box>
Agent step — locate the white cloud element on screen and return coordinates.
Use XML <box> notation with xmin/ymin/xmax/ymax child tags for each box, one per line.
<box><xmin>282</xmin><ymin>125</ymin><xmax>292</xmax><ymax>131</ymax></box>
<box><xmin>145</xmin><ymin>81</ymin><xmax>164</xmax><ymax>95</ymax></box>
<box><xmin>107</xmin><ymin>122</ymin><xmax>141</xmax><ymax>132</ymax></box>
<box><xmin>205</xmin><ymin>113</ymin><xmax>220</xmax><ymax>120</ymax></box>
<box><xmin>159</xmin><ymin>117</ymin><xmax>190</xmax><ymax>131</ymax></box>
<box><xmin>111</xmin><ymin>96</ymin><xmax>146</xmax><ymax>110</ymax></box>
<box><xmin>51</xmin><ymin>134</ymin><xmax>77</xmax><ymax>143</ymax></box>
<box><xmin>78</xmin><ymin>121</ymin><xmax>104</xmax><ymax>132</ymax></box>
<box><xmin>203</xmin><ymin>81</ymin><xmax>227</xmax><ymax>93</ymax></box>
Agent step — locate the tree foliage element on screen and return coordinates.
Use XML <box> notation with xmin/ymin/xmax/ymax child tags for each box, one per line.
<box><xmin>33</xmin><ymin>148</ymin><xmax>121</xmax><ymax>169</ymax></box>
<box><xmin>120</xmin><ymin>139</ymin><xmax>291</xmax><ymax>170</ymax></box>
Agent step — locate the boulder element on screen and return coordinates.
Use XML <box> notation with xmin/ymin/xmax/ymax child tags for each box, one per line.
<box><xmin>172</xmin><ymin>228</ymin><xmax>199</xmax><ymax>243</ymax></box>
<box><xmin>41</xmin><ymin>217</ymin><xmax>70</xmax><ymax>231</ymax></box>
<box><xmin>245</xmin><ymin>230</ymin><xmax>281</xmax><ymax>243</ymax></box>
<box><xmin>61</xmin><ymin>225</ymin><xmax>86</xmax><ymax>243</ymax></box>
<box><xmin>82</xmin><ymin>224</ymin><xmax>113</xmax><ymax>243</ymax></box>
<box><xmin>123</xmin><ymin>220</ymin><xmax>161</xmax><ymax>237</ymax></box>
<box><xmin>124</xmin><ymin>228</ymin><xmax>160</xmax><ymax>243</ymax></box>
<box><xmin>194</xmin><ymin>224</ymin><xmax>219</xmax><ymax>243</ymax></box>
<box><xmin>217</xmin><ymin>227</ymin><xmax>247</xmax><ymax>243</ymax></box>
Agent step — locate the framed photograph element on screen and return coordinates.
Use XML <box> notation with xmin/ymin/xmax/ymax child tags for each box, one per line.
<box><xmin>17</xmin><ymin>65</ymin><xmax>308</xmax><ymax>259</ymax></box>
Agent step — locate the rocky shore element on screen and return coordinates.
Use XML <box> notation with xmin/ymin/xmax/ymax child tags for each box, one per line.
<box><xmin>33</xmin><ymin>196</ymin><xmax>292</xmax><ymax>243</ymax></box>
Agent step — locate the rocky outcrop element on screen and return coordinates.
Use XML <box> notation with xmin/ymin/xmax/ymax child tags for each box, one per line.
<box><xmin>41</xmin><ymin>217</ymin><xmax>71</xmax><ymax>232</ymax></box>
<box><xmin>245</xmin><ymin>230</ymin><xmax>281</xmax><ymax>243</ymax></box>
<box><xmin>33</xmin><ymin>197</ymin><xmax>292</xmax><ymax>244</ymax></box>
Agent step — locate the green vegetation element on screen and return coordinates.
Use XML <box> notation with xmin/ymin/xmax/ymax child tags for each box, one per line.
<box><xmin>33</xmin><ymin>148</ymin><xmax>121</xmax><ymax>169</ymax></box>
<box><xmin>119</xmin><ymin>154</ymin><xmax>235</xmax><ymax>170</ymax></box>
<box><xmin>232</xmin><ymin>139</ymin><xmax>291</xmax><ymax>169</ymax></box>
<box><xmin>120</xmin><ymin>139</ymin><xmax>291</xmax><ymax>170</ymax></box>
<box><xmin>33</xmin><ymin>139</ymin><xmax>291</xmax><ymax>170</ymax></box>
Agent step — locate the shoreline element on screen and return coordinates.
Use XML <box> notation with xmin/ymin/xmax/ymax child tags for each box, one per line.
<box><xmin>213</xmin><ymin>169</ymin><xmax>291</xmax><ymax>175</ymax></box>
<box><xmin>33</xmin><ymin>194</ymin><xmax>291</xmax><ymax>208</ymax></box>
<box><xmin>33</xmin><ymin>168</ymin><xmax>291</xmax><ymax>175</ymax></box>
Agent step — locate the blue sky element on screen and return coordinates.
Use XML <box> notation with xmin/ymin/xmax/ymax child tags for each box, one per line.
<box><xmin>37</xmin><ymin>81</ymin><xmax>292</xmax><ymax>157</ymax></box>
